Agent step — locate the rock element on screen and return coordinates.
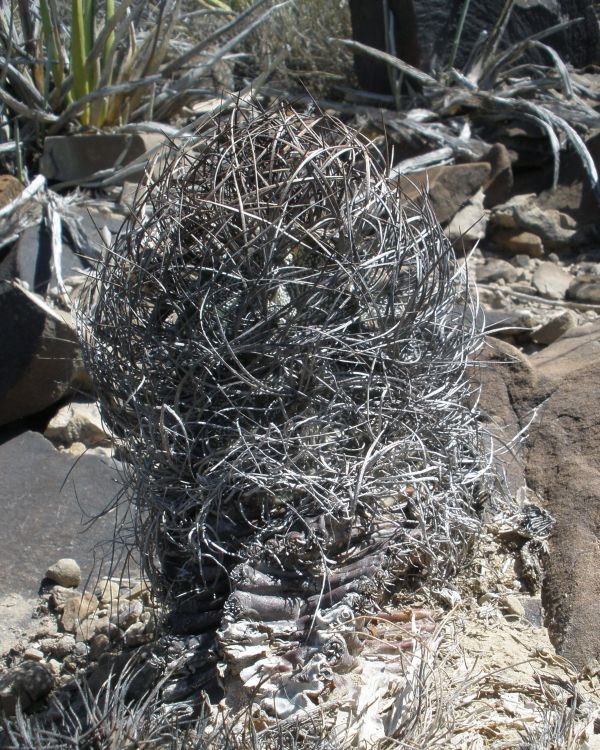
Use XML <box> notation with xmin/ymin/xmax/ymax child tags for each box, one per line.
<box><xmin>490</xmin><ymin>194</ymin><xmax>578</xmax><ymax>250</ymax></box>
<box><xmin>44</xmin><ymin>400</ymin><xmax>112</xmax><ymax>448</ymax></box>
<box><xmin>2</xmin><ymin>220</ymin><xmax>85</xmax><ymax>297</ymax></box>
<box><xmin>0</xmin><ymin>175</ymin><xmax>23</xmax><ymax>208</ymax></box>
<box><xmin>526</xmin><ymin>322</ymin><xmax>600</xmax><ymax>668</ymax></box>
<box><xmin>75</xmin><ymin>616</ymin><xmax>111</xmax><ymax>643</ymax></box>
<box><xmin>483</xmin><ymin>308</ymin><xmax>538</xmax><ymax>340</ymax></box>
<box><xmin>477</xmin><ymin>325</ymin><xmax>600</xmax><ymax>670</ymax></box>
<box><xmin>474</xmin><ymin>338</ymin><xmax>535</xmax><ymax>510</ymax></box>
<box><xmin>531</xmin><ymin>132</ymin><xmax>600</xmax><ymax>227</ymax></box>
<box><xmin>513</xmin><ymin>254</ymin><xmax>532</xmax><ymax>270</ymax></box>
<box><xmin>61</xmin><ymin>592</ymin><xmax>98</xmax><ymax>634</ymax></box>
<box><xmin>492</xmin><ymin>229</ymin><xmax>544</xmax><ymax>258</ymax></box>
<box><xmin>59</xmin><ymin>204</ymin><xmax>124</xmax><ymax>264</ymax></box>
<box><xmin>476</xmin><ymin>259</ymin><xmax>521</xmax><ymax>285</ymax></box>
<box><xmin>500</xmin><ymin>595</ymin><xmax>525</xmax><ymax>618</ymax></box>
<box><xmin>0</xmin><ymin>431</ymin><xmax>128</xmax><ymax>606</ymax></box>
<box><xmin>532</xmin><ymin>262</ymin><xmax>572</xmax><ymax>301</ymax></box>
<box><xmin>445</xmin><ymin>190</ymin><xmax>488</xmax><ymax>250</ymax></box>
<box><xmin>23</xmin><ymin>647</ymin><xmax>44</xmax><ymax>661</ymax></box>
<box><xmin>483</xmin><ymin>143</ymin><xmax>513</xmax><ymax>208</ymax></box>
<box><xmin>47</xmin><ymin>659</ymin><xmax>61</xmax><ymax>675</ymax></box>
<box><xmin>567</xmin><ymin>276</ymin><xmax>600</xmax><ymax>305</ymax></box>
<box><xmin>396</xmin><ymin>162</ymin><xmax>491</xmax><ymax>225</ymax></box>
<box><xmin>110</xmin><ymin>599</ymin><xmax>143</xmax><ymax>630</ymax></box>
<box><xmin>0</xmin><ymin>284</ymin><xmax>86</xmax><ymax>426</ymax></box>
<box><xmin>50</xmin><ymin>585</ymin><xmax>81</xmax><ymax>611</ymax></box>
<box><xmin>89</xmin><ymin>633</ymin><xmax>110</xmax><ymax>659</ymax></box>
<box><xmin>0</xmin><ymin>661</ymin><xmax>54</xmax><ymax>715</ymax></box>
<box><xmin>38</xmin><ymin>635</ymin><xmax>76</xmax><ymax>658</ymax></box>
<box><xmin>40</xmin><ymin>133</ymin><xmax>167</xmax><ymax>185</ymax></box>
<box><xmin>124</xmin><ymin>621</ymin><xmax>148</xmax><ymax>647</ymax></box>
<box><xmin>74</xmin><ymin>641</ymin><xmax>89</xmax><ymax>657</ymax></box>
<box><xmin>121</xmin><ymin>580</ymin><xmax>151</xmax><ymax>602</ymax></box>
<box><xmin>531</xmin><ymin>310</ymin><xmax>578</xmax><ymax>345</ymax></box>
<box><xmin>95</xmin><ymin>579</ymin><xmax>121</xmax><ymax>607</ymax></box>
<box><xmin>46</xmin><ymin>559</ymin><xmax>81</xmax><ymax>588</ymax></box>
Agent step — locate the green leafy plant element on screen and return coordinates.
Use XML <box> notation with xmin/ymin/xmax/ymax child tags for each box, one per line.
<box><xmin>0</xmin><ymin>0</ymin><xmax>281</xmax><ymax>137</ymax></box>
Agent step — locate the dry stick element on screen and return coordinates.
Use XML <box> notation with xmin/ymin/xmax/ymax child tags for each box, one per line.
<box><xmin>478</xmin><ymin>283</ymin><xmax>600</xmax><ymax>313</ymax></box>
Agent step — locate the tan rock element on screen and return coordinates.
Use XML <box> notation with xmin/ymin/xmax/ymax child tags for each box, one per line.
<box><xmin>125</xmin><ymin>580</ymin><xmax>151</xmax><ymax>602</ymax></box>
<box><xmin>89</xmin><ymin>633</ymin><xmax>111</xmax><ymax>658</ymax></box>
<box><xmin>75</xmin><ymin>617</ymin><xmax>105</xmax><ymax>642</ymax></box>
<box><xmin>500</xmin><ymin>594</ymin><xmax>525</xmax><ymax>618</ymax></box>
<box><xmin>532</xmin><ymin>261</ymin><xmax>572</xmax><ymax>300</ymax></box>
<box><xmin>445</xmin><ymin>190</ymin><xmax>488</xmax><ymax>250</ymax></box>
<box><xmin>0</xmin><ymin>174</ymin><xmax>24</xmax><ymax>208</ymax></box>
<box><xmin>124</xmin><ymin>621</ymin><xmax>147</xmax><ymax>647</ymax></box>
<box><xmin>46</xmin><ymin>558</ymin><xmax>81</xmax><ymax>588</ymax></box>
<box><xmin>61</xmin><ymin>592</ymin><xmax>98</xmax><ymax>634</ymax></box>
<box><xmin>45</xmin><ymin>400</ymin><xmax>112</xmax><ymax>448</ymax></box>
<box><xmin>492</xmin><ymin>229</ymin><xmax>544</xmax><ymax>258</ymax></box>
<box><xmin>490</xmin><ymin>193</ymin><xmax>578</xmax><ymax>249</ymax></box>
<box><xmin>95</xmin><ymin>579</ymin><xmax>121</xmax><ymax>607</ymax></box>
<box><xmin>23</xmin><ymin>647</ymin><xmax>44</xmax><ymax>661</ymax></box>
<box><xmin>110</xmin><ymin>599</ymin><xmax>143</xmax><ymax>629</ymax></box>
<box><xmin>38</xmin><ymin>635</ymin><xmax>76</xmax><ymax>658</ymax></box>
<box><xmin>50</xmin><ymin>586</ymin><xmax>81</xmax><ymax>612</ymax></box>
<box><xmin>396</xmin><ymin>162</ymin><xmax>491</xmax><ymax>225</ymax></box>
<box><xmin>531</xmin><ymin>310</ymin><xmax>577</xmax><ymax>345</ymax></box>
<box><xmin>567</xmin><ymin>275</ymin><xmax>600</xmax><ymax>305</ymax></box>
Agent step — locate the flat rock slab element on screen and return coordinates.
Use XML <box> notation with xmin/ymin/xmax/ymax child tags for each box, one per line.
<box><xmin>0</xmin><ymin>431</ymin><xmax>126</xmax><ymax>603</ymax></box>
<box><xmin>480</xmin><ymin>323</ymin><xmax>600</xmax><ymax>669</ymax></box>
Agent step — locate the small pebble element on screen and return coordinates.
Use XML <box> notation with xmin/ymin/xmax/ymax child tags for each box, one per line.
<box><xmin>23</xmin><ymin>648</ymin><xmax>44</xmax><ymax>661</ymax></box>
<box><xmin>48</xmin><ymin>659</ymin><xmax>61</xmax><ymax>675</ymax></box>
<box><xmin>74</xmin><ymin>642</ymin><xmax>89</xmax><ymax>657</ymax></box>
<box><xmin>89</xmin><ymin>634</ymin><xmax>110</xmax><ymax>659</ymax></box>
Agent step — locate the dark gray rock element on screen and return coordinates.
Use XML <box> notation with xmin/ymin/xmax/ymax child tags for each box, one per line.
<box><xmin>40</xmin><ymin>133</ymin><xmax>166</xmax><ymax>185</ymax></box>
<box><xmin>0</xmin><ymin>284</ymin><xmax>85</xmax><ymax>426</ymax></box>
<box><xmin>0</xmin><ymin>207</ymin><xmax>124</xmax><ymax>297</ymax></box>
<box><xmin>9</xmin><ymin>221</ymin><xmax>85</xmax><ymax>294</ymax></box>
<box><xmin>0</xmin><ymin>431</ymin><xmax>125</xmax><ymax>601</ymax></box>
